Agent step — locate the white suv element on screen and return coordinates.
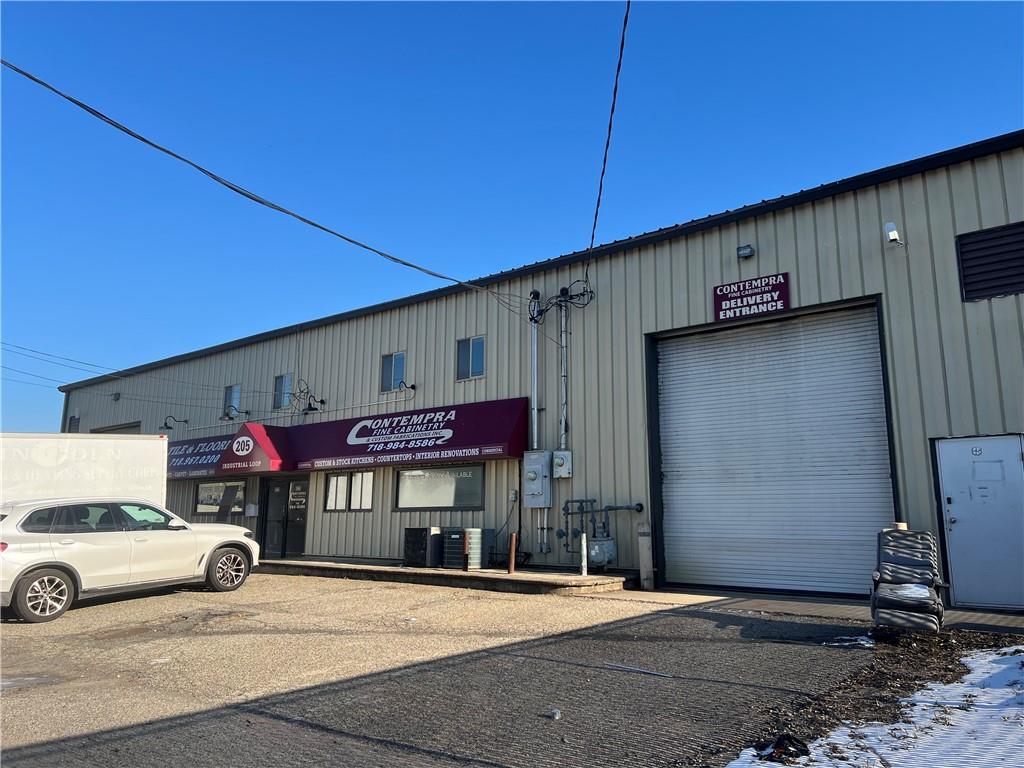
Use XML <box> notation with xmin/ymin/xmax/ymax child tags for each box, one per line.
<box><xmin>0</xmin><ymin>497</ymin><xmax>259</xmax><ymax>622</ymax></box>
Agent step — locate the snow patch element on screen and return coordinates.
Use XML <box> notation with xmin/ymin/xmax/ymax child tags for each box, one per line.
<box><xmin>727</xmin><ymin>644</ymin><xmax>1024</xmax><ymax>768</ymax></box>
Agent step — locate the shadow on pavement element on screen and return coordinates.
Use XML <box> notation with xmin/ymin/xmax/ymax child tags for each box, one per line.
<box><xmin>4</xmin><ymin>606</ymin><xmax>875</xmax><ymax>768</ymax></box>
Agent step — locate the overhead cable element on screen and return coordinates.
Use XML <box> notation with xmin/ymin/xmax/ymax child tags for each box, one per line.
<box><xmin>583</xmin><ymin>0</ymin><xmax>631</xmax><ymax>288</ymax></box>
<box><xmin>0</xmin><ymin>59</ymin><xmax>544</xmax><ymax>332</ymax></box>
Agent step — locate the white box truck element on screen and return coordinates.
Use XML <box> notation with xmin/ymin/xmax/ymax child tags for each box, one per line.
<box><xmin>0</xmin><ymin>432</ymin><xmax>168</xmax><ymax>505</ymax></box>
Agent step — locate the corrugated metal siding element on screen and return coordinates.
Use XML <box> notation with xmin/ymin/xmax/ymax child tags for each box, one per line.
<box><xmin>658</xmin><ymin>307</ymin><xmax>895</xmax><ymax>593</ymax></box>
<box><xmin>65</xmin><ymin>148</ymin><xmax>1024</xmax><ymax>575</ymax></box>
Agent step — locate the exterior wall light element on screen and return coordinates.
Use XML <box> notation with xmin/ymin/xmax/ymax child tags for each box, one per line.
<box><xmin>884</xmin><ymin>222</ymin><xmax>904</xmax><ymax>247</ymax></box>
<box><xmin>397</xmin><ymin>380</ymin><xmax>416</xmax><ymax>391</ymax></box>
<box><xmin>219</xmin><ymin>405</ymin><xmax>250</xmax><ymax>422</ymax></box>
<box><xmin>737</xmin><ymin>244</ymin><xmax>755</xmax><ymax>260</ymax></box>
<box><xmin>160</xmin><ymin>415</ymin><xmax>189</xmax><ymax>431</ymax></box>
<box><xmin>302</xmin><ymin>396</ymin><xmax>327</xmax><ymax>414</ymax></box>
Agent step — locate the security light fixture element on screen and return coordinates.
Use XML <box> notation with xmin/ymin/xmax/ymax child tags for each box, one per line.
<box><xmin>160</xmin><ymin>415</ymin><xmax>189</xmax><ymax>431</ymax></box>
<box><xmin>302</xmin><ymin>395</ymin><xmax>327</xmax><ymax>415</ymax></box>
<box><xmin>737</xmin><ymin>244</ymin><xmax>755</xmax><ymax>260</ymax></box>
<box><xmin>884</xmin><ymin>222</ymin><xmax>904</xmax><ymax>246</ymax></box>
<box><xmin>219</xmin><ymin>404</ymin><xmax>250</xmax><ymax>422</ymax></box>
<box><xmin>397</xmin><ymin>380</ymin><xmax>416</xmax><ymax>392</ymax></box>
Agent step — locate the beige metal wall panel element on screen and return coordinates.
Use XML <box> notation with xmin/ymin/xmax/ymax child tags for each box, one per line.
<box><xmin>65</xmin><ymin>149</ymin><xmax>1024</xmax><ymax>576</ymax></box>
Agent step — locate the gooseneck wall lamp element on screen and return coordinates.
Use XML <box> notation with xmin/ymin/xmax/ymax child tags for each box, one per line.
<box><xmin>160</xmin><ymin>415</ymin><xmax>189</xmax><ymax>431</ymax></box>
<box><xmin>302</xmin><ymin>395</ymin><xmax>327</xmax><ymax>414</ymax></box>
<box><xmin>219</xmin><ymin>405</ymin><xmax>251</xmax><ymax>422</ymax></box>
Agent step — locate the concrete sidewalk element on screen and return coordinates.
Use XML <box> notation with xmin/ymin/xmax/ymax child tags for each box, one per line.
<box><xmin>256</xmin><ymin>558</ymin><xmax>630</xmax><ymax>594</ymax></box>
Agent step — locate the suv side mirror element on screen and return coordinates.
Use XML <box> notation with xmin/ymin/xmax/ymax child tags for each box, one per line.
<box><xmin>167</xmin><ymin>522</ymin><xmax>189</xmax><ymax>531</ymax></box>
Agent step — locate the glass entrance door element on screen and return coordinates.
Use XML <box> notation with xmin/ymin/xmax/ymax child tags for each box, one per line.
<box><xmin>261</xmin><ymin>477</ymin><xmax>308</xmax><ymax>559</ymax></box>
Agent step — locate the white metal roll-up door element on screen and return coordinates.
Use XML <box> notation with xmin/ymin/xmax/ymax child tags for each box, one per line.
<box><xmin>658</xmin><ymin>307</ymin><xmax>895</xmax><ymax>594</ymax></box>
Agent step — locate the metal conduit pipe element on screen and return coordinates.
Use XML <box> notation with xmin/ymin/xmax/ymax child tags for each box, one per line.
<box><xmin>558</xmin><ymin>294</ymin><xmax>569</xmax><ymax>451</ymax></box>
<box><xmin>528</xmin><ymin>290</ymin><xmax>547</xmax><ymax>553</ymax></box>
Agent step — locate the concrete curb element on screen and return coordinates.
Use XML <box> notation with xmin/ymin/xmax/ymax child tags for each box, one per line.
<box><xmin>255</xmin><ymin>560</ymin><xmax>631</xmax><ymax>595</ymax></box>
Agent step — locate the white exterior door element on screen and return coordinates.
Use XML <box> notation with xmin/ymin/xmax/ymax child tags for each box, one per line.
<box><xmin>658</xmin><ymin>307</ymin><xmax>895</xmax><ymax>594</ymax></box>
<box><xmin>937</xmin><ymin>435</ymin><xmax>1024</xmax><ymax>609</ymax></box>
<box><xmin>112</xmin><ymin>502</ymin><xmax>198</xmax><ymax>583</ymax></box>
<box><xmin>49</xmin><ymin>504</ymin><xmax>132</xmax><ymax>589</ymax></box>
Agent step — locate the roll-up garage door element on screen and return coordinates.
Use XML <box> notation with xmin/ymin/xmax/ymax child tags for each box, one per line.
<box><xmin>657</xmin><ymin>306</ymin><xmax>895</xmax><ymax>594</ymax></box>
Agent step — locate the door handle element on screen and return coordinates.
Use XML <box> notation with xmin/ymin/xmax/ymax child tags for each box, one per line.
<box><xmin>58</xmin><ymin>539</ymin><xmax>75</xmax><ymax>545</ymax></box>
<box><xmin>134</xmin><ymin>537</ymin><xmax>149</xmax><ymax>542</ymax></box>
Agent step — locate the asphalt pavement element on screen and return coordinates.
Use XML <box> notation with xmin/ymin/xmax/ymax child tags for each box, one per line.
<box><xmin>1</xmin><ymin>574</ymin><xmax>876</xmax><ymax>767</ymax></box>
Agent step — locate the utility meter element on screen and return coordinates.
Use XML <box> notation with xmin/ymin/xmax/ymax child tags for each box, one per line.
<box><xmin>552</xmin><ymin>450</ymin><xmax>573</xmax><ymax>479</ymax></box>
<box><xmin>523</xmin><ymin>450</ymin><xmax>553</xmax><ymax>508</ymax></box>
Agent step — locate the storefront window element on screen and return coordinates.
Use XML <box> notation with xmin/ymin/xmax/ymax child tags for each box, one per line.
<box><xmin>325</xmin><ymin>471</ymin><xmax>374</xmax><ymax>511</ymax></box>
<box><xmin>396</xmin><ymin>465</ymin><xmax>484</xmax><ymax>510</ymax></box>
<box><xmin>195</xmin><ymin>481</ymin><xmax>246</xmax><ymax>519</ymax></box>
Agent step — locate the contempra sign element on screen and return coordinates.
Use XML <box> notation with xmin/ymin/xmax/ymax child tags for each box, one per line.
<box><xmin>167</xmin><ymin>397</ymin><xmax>528</xmax><ymax>477</ymax></box>
<box><xmin>292</xmin><ymin>398</ymin><xmax>528</xmax><ymax>470</ymax></box>
<box><xmin>713</xmin><ymin>272</ymin><xmax>790</xmax><ymax>321</ymax></box>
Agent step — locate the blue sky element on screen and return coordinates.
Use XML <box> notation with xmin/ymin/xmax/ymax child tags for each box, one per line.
<box><xmin>2</xmin><ymin>1</ymin><xmax>1022</xmax><ymax>432</ymax></box>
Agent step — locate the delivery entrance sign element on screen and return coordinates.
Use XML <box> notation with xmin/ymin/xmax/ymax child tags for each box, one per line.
<box><xmin>713</xmin><ymin>272</ymin><xmax>790</xmax><ymax>321</ymax></box>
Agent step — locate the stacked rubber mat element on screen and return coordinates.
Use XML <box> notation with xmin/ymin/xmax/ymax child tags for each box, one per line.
<box><xmin>870</xmin><ymin>528</ymin><xmax>944</xmax><ymax>632</ymax></box>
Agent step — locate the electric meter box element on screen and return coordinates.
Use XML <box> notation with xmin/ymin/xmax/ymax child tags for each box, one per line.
<box><xmin>523</xmin><ymin>450</ymin><xmax>553</xmax><ymax>508</ymax></box>
<box><xmin>553</xmin><ymin>450</ymin><xmax>573</xmax><ymax>479</ymax></box>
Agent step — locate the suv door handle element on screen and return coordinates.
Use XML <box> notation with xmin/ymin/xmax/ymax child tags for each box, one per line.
<box><xmin>134</xmin><ymin>537</ymin><xmax>149</xmax><ymax>542</ymax></box>
<box><xmin>58</xmin><ymin>539</ymin><xmax>75</xmax><ymax>545</ymax></box>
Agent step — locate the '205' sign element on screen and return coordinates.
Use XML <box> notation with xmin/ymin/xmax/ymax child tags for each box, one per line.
<box><xmin>232</xmin><ymin>436</ymin><xmax>254</xmax><ymax>456</ymax></box>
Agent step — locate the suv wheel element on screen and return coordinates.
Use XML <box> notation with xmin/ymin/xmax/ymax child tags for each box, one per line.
<box><xmin>206</xmin><ymin>548</ymin><xmax>249</xmax><ymax>592</ymax></box>
<box><xmin>13</xmin><ymin>569</ymin><xmax>74</xmax><ymax>623</ymax></box>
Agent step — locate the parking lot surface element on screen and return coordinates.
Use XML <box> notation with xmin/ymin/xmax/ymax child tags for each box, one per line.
<box><xmin>2</xmin><ymin>574</ymin><xmax>875</xmax><ymax>767</ymax></box>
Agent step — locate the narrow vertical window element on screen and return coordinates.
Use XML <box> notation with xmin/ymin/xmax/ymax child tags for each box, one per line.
<box><xmin>350</xmin><ymin>471</ymin><xmax>374</xmax><ymax>510</ymax></box>
<box><xmin>273</xmin><ymin>374</ymin><xmax>293</xmax><ymax>409</ymax></box>
<box><xmin>456</xmin><ymin>336</ymin><xmax>485</xmax><ymax>380</ymax></box>
<box><xmin>381</xmin><ymin>351</ymin><xmax>406</xmax><ymax>392</ymax></box>
<box><xmin>223</xmin><ymin>384</ymin><xmax>241</xmax><ymax>417</ymax></box>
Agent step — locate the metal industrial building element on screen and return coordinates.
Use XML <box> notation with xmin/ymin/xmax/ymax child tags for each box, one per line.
<box><xmin>59</xmin><ymin>131</ymin><xmax>1024</xmax><ymax>607</ymax></box>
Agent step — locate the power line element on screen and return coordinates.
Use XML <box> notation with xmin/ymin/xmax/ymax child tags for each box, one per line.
<box><xmin>1</xmin><ymin>342</ymin><xmax>282</xmax><ymax>397</ymax></box>
<box><xmin>584</xmin><ymin>0</ymin><xmax>631</xmax><ymax>287</ymax></box>
<box><xmin>1</xmin><ymin>365</ymin><xmax>67</xmax><ymax>384</ymax></box>
<box><xmin>2</xmin><ymin>377</ymin><xmax>64</xmax><ymax>390</ymax></box>
<box><xmin>0</xmin><ymin>58</ymin><xmax>539</xmax><ymax>330</ymax></box>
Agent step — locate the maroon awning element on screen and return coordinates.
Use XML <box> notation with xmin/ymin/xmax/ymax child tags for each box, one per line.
<box><xmin>215</xmin><ymin>423</ymin><xmax>292</xmax><ymax>475</ymax></box>
<box><xmin>291</xmin><ymin>397</ymin><xmax>528</xmax><ymax>470</ymax></box>
<box><xmin>167</xmin><ymin>397</ymin><xmax>527</xmax><ymax>478</ymax></box>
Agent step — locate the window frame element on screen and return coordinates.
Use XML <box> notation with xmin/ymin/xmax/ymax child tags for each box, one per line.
<box><xmin>324</xmin><ymin>470</ymin><xmax>374</xmax><ymax>512</ymax></box>
<box><xmin>272</xmin><ymin>373</ymin><xmax>293</xmax><ymax>410</ymax></box>
<box><xmin>223</xmin><ymin>384</ymin><xmax>241</xmax><ymax>417</ymax></box>
<box><xmin>52</xmin><ymin>503</ymin><xmax>120</xmax><ymax>534</ymax></box>
<box><xmin>113</xmin><ymin>502</ymin><xmax>176</xmax><ymax>532</ymax></box>
<box><xmin>194</xmin><ymin>480</ymin><xmax>247</xmax><ymax>517</ymax></box>
<box><xmin>394</xmin><ymin>464</ymin><xmax>486</xmax><ymax>512</ymax></box>
<box><xmin>455</xmin><ymin>335</ymin><xmax>486</xmax><ymax>381</ymax></box>
<box><xmin>19</xmin><ymin>505</ymin><xmax>62</xmax><ymax>534</ymax></box>
<box><xmin>380</xmin><ymin>351</ymin><xmax>407</xmax><ymax>393</ymax></box>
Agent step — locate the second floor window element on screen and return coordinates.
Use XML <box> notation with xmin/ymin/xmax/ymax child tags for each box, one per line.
<box><xmin>456</xmin><ymin>335</ymin><xmax>485</xmax><ymax>380</ymax></box>
<box><xmin>381</xmin><ymin>351</ymin><xmax>406</xmax><ymax>393</ymax></box>
<box><xmin>273</xmin><ymin>373</ymin><xmax>293</xmax><ymax>410</ymax></box>
<box><xmin>223</xmin><ymin>384</ymin><xmax>241</xmax><ymax>417</ymax></box>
